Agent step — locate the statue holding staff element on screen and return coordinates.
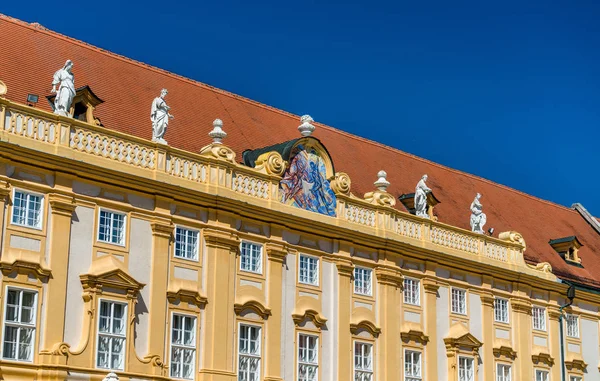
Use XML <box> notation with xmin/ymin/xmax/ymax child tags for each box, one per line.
<box><xmin>51</xmin><ymin>60</ymin><xmax>75</xmax><ymax>116</ymax></box>
<box><xmin>470</xmin><ymin>193</ymin><xmax>487</xmax><ymax>233</ymax></box>
<box><xmin>415</xmin><ymin>174</ymin><xmax>432</xmax><ymax>218</ymax></box>
<box><xmin>151</xmin><ymin>88</ymin><xmax>174</xmax><ymax>144</ymax></box>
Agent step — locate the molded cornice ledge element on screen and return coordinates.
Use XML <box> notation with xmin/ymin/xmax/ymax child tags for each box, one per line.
<box><xmin>203</xmin><ymin>228</ymin><xmax>240</xmax><ymax>250</ymax></box>
<box><xmin>493</xmin><ymin>345</ymin><xmax>517</xmax><ymax>360</ymax></box>
<box><xmin>375</xmin><ymin>266</ymin><xmax>404</xmax><ymax>288</ymax></box>
<box><xmin>400</xmin><ymin>328</ymin><xmax>429</xmax><ymax>345</ymax></box>
<box><xmin>167</xmin><ymin>289</ymin><xmax>208</xmax><ymax>309</ymax></box>
<box><xmin>480</xmin><ymin>292</ymin><xmax>495</xmax><ymax>307</ymax></box>
<box><xmin>265</xmin><ymin>241</ymin><xmax>291</xmax><ymax>263</ymax></box>
<box><xmin>565</xmin><ymin>356</ymin><xmax>588</xmax><ymax>373</ymax></box>
<box><xmin>48</xmin><ymin>193</ymin><xmax>76</xmax><ymax>217</ymax></box>
<box><xmin>532</xmin><ymin>351</ymin><xmax>555</xmax><ymax>367</ymax></box>
<box><xmin>510</xmin><ymin>298</ymin><xmax>533</xmax><ymax>315</ymax></box>
<box><xmin>292</xmin><ymin>309</ymin><xmax>327</xmax><ymax>330</ymax></box>
<box><xmin>234</xmin><ymin>300</ymin><xmax>272</xmax><ymax>320</ymax></box>
<box><xmin>336</xmin><ymin>258</ymin><xmax>355</xmax><ymax>278</ymax></box>
<box><xmin>350</xmin><ymin>320</ymin><xmax>381</xmax><ymax>338</ymax></box>
<box><xmin>422</xmin><ymin>278</ymin><xmax>440</xmax><ymax>295</ymax></box>
<box><xmin>150</xmin><ymin>219</ymin><xmax>173</xmax><ymax>238</ymax></box>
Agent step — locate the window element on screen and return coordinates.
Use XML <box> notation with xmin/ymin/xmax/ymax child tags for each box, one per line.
<box><xmin>175</xmin><ymin>227</ymin><xmax>199</xmax><ymax>260</ymax></box>
<box><xmin>451</xmin><ymin>288</ymin><xmax>467</xmax><ymax>315</ymax></box>
<box><xmin>404</xmin><ymin>278</ymin><xmax>420</xmax><ymax>306</ymax></box>
<box><xmin>97</xmin><ymin>300</ymin><xmax>127</xmax><ymax>370</ymax></box>
<box><xmin>299</xmin><ymin>255</ymin><xmax>319</xmax><ymax>286</ymax></box>
<box><xmin>570</xmin><ymin>377</ymin><xmax>582</xmax><ymax>381</ymax></box>
<box><xmin>354</xmin><ymin>341</ymin><xmax>373</xmax><ymax>381</ymax></box>
<box><xmin>240</xmin><ymin>241</ymin><xmax>262</xmax><ymax>274</ymax></box>
<box><xmin>11</xmin><ymin>190</ymin><xmax>43</xmax><ymax>229</ymax></box>
<box><xmin>298</xmin><ymin>333</ymin><xmax>318</xmax><ymax>381</ymax></box>
<box><xmin>532</xmin><ymin>306</ymin><xmax>546</xmax><ymax>331</ymax></box>
<box><xmin>98</xmin><ymin>209</ymin><xmax>126</xmax><ymax>245</ymax></box>
<box><xmin>2</xmin><ymin>288</ymin><xmax>37</xmax><ymax>361</ymax></box>
<box><xmin>536</xmin><ymin>369</ymin><xmax>549</xmax><ymax>381</ymax></box>
<box><xmin>404</xmin><ymin>350</ymin><xmax>422</xmax><ymax>381</ymax></box>
<box><xmin>494</xmin><ymin>298</ymin><xmax>509</xmax><ymax>323</ymax></box>
<box><xmin>566</xmin><ymin>314</ymin><xmax>579</xmax><ymax>338</ymax></box>
<box><xmin>458</xmin><ymin>356</ymin><xmax>474</xmax><ymax>381</ymax></box>
<box><xmin>354</xmin><ymin>268</ymin><xmax>372</xmax><ymax>296</ymax></box>
<box><xmin>496</xmin><ymin>364</ymin><xmax>511</xmax><ymax>381</ymax></box>
<box><xmin>238</xmin><ymin>324</ymin><xmax>261</xmax><ymax>381</ymax></box>
<box><xmin>170</xmin><ymin>314</ymin><xmax>196</xmax><ymax>380</ymax></box>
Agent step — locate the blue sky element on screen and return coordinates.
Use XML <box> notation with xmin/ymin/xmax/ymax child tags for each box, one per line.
<box><xmin>3</xmin><ymin>0</ymin><xmax>599</xmax><ymax>215</ymax></box>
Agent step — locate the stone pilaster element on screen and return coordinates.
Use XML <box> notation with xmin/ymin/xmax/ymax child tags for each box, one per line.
<box><xmin>0</xmin><ymin>181</ymin><xmax>10</xmax><ymax>251</ymax></box>
<box><xmin>547</xmin><ymin>305</ymin><xmax>561</xmax><ymax>381</ymax></box>
<box><xmin>335</xmin><ymin>257</ymin><xmax>354</xmax><ymax>381</ymax></box>
<box><xmin>480</xmin><ymin>291</ymin><xmax>495</xmax><ymax>380</ymax></box>
<box><xmin>422</xmin><ymin>277</ymin><xmax>440</xmax><ymax>380</ymax></box>
<box><xmin>511</xmin><ymin>297</ymin><xmax>533</xmax><ymax>379</ymax></box>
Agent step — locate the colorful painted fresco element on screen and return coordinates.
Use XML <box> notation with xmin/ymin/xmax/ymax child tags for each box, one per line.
<box><xmin>280</xmin><ymin>145</ymin><xmax>337</xmax><ymax>216</ymax></box>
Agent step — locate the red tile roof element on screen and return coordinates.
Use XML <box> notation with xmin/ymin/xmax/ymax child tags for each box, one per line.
<box><xmin>1</xmin><ymin>14</ymin><xmax>599</xmax><ymax>288</ymax></box>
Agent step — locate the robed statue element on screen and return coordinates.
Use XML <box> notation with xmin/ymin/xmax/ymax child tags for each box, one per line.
<box><xmin>470</xmin><ymin>193</ymin><xmax>487</xmax><ymax>234</ymax></box>
<box><xmin>415</xmin><ymin>174</ymin><xmax>432</xmax><ymax>218</ymax></box>
<box><xmin>151</xmin><ymin>89</ymin><xmax>174</xmax><ymax>144</ymax></box>
<box><xmin>51</xmin><ymin>60</ymin><xmax>75</xmax><ymax>116</ymax></box>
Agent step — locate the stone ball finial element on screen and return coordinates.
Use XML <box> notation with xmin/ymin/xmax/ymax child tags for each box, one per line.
<box><xmin>374</xmin><ymin>170</ymin><xmax>390</xmax><ymax>191</ymax></box>
<box><xmin>209</xmin><ymin>118</ymin><xmax>227</xmax><ymax>144</ymax></box>
<box><xmin>298</xmin><ymin>114</ymin><xmax>315</xmax><ymax>137</ymax></box>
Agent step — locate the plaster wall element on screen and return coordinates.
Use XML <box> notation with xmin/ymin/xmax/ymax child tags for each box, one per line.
<box><xmin>581</xmin><ymin>317</ymin><xmax>600</xmax><ymax>380</ymax></box>
<box><xmin>282</xmin><ymin>252</ymin><xmax>296</xmax><ymax>381</ymax></box>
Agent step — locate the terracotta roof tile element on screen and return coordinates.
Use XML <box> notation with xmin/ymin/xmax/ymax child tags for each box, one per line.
<box><xmin>1</xmin><ymin>14</ymin><xmax>599</xmax><ymax>287</ymax></box>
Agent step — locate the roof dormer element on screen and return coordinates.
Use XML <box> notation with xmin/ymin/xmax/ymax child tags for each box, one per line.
<box><xmin>47</xmin><ymin>85</ymin><xmax>104</xmax><ymax>125</ymax></box>
<box><xmin>549</xmin><ymin>236</ymin><xmax>583</xmax><ymax>265</ymax></box>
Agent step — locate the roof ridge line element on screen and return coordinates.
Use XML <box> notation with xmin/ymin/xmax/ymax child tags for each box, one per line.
<box><xmin>0</xmin><ymin>13</ymin><xmax>577</xmax><ymax>215</ymax></box>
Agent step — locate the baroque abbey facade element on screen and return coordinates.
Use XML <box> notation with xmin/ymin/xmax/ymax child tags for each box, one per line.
<box><xmin>0</xmin><ymin>13</ymin><xmax>599</xmax><ymax>381</ymax></box>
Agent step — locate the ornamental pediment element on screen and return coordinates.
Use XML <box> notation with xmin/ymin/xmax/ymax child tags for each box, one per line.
<box><xmin>80</xmin><ymin>255</ymin><xmax>144</xmax><ymax>297</ymax></box>
<box><xmin>444</xmin><ymin>323</ymin><xmax>483</xmax><ymax>350</ymax></box>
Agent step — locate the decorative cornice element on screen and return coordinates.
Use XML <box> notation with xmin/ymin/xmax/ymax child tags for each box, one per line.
<box><xmin>0</xmin><ymin>181</ymin><xmax>10</xmax><ymax>200</ymax></box>
<box><xmin>480</xmin><ymin>292</ymin><xmax>495</xmax><ymax>307</ymax></box>
<box><xmin>401</xmin><ymin>329</ymin><xmax>429</xmax><ymax>345</ymax></box>
<box><xmin>292</xmin><ymin>309</ymin><xmax>327</xmax><ymax>330</ymax></box>
<box><xmin>510</xmin><ymin>298</ymin><xmax>533</xmax><ymax>315</ymax></box>
<box><xmin>493</xmin><ymin>345</ymin><xmax>517</xmax><ymax>360</ymax></box>
<box><xmin>364</xmin><ymin>190</ymin><xmax>396</xmax><ymax>208</ymax></box>
<box><xmin>167</xmin><ymin>289</ymin><xmax>208</xmax><ymax>308</ymax></box>
<box><xmin>199</xmin><ymin>143</ymin><xmax>236</xmax><ymax>163</ymax></box>
<box><xmin>374</xmin><ymin>266</ymin><xmax>403</xmax><ymax>288</ymax></box>
<box><xmin>532</xmin><ymin>352</ymin><xmax>555</xmax><ymax>367</ymax></box>
<box><xmin>0</xmin><ymin>259</ymin><xmax>51</xmax><ymax>278</ymax></box>
<box><xmin>547</xmin><ymin>306</ymin><xmax>561</xmax><ymax>321</ymax></box>
<box><xmin>48</xmin><ymin>193</ymin><xmax>77</xmax><ymax>217</ymax></box>
<box><xmin>265</xmin><ymin>241</ymin><xmax>289</xmax><ymax>263</ymax></box>
<box><xmin>350</xmin><ymin>320</ymin><xmax>381</xmax><ymax>338</ymax></box>
<box><xmin>234</xmin><ymin>300</ymin><xmax>271</xmax><ymax>320</ymax></box>
<box><xmin>203</xmin><ymin>228</ymin><xmax>240</xmax><ymax>250</ymax></box>
<box><xmin>498</xmin><ymin>231</ymin><xmax>526</xmax><ymax>249</ymax></box>
<box><xmin>565</xmin><ymin>358</ymin><xmax>588</xmax><ymax>373</ymax></box>
<box><xmin>150</xmin><ymin>220</ymin><xmax>173</xmax><ymax>238</ymax></box>
<box><xmin>422</xmin><ymin>278</ymin><xmax>440</xmax><ymax>295</ymax></box>
<box><xmin>80</xmin><ymin>260</ymin><xmax>145</xmax><ymax>300</ymax></box>
<box><xmin>336</xmin><ymin>258</ymin><xmax>355</xmax><ymax>278</ymax></box>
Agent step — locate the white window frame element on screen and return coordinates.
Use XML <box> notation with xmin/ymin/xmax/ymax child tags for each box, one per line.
<box><xmin>240</xmin><ymin>241</ymin><xmax>263</xmax><ymax>274</ymax></box>
<box><xmin>404</xmin><ymin>278</ymin><xmax>421</xmax><ymax>306</ymax></box>
<box><xmin>11</xmin><ymin>188</ymin><xmax>44</xmax><ymax>230</ymax></box>
<box><xmin>170</xmin><ymin>313</ymin><xmax>197</xmax><ymax>380</ymax></box>
<box><xmin>298</xmin><ymin>254</ymin><xmax>319</xmax><ymax>286</ymax></box>
<box><xmin>354</xmin><ymin>341</ymin><xmax>373</xmax><ymax>381</ymax></box>
<box><xmin>496</xmin><ymin>363</ymin><xmax>512</xmax><ymax>381</ymax></box>
<box><xmin>354</xmin><ymin>267</ymin><xmax>373</xmax><ymax>296</ymax></box>
<box><xmin>96</xmin><ymin>299</ymin><xmax>127</xmax><ymax>370</ymax></box>
<box><xmin>97</xmin><ymin>208</ymin><xmax>127</xmax><ymax>246</ymax></box>
<box><xmin>458</xmin><ymin>356</ymin><xmax>474</xmax><ymax>381</ymax></box>
<box><xmin>297</xmin><ymin>332</ymin><xmax>319</xmax><ymax>381</ymax></box>
<box><xmin>174</xmin><ymin>226</ymin><xmax>200</xmax><ymax>261</ymax></box>
<box><xmin>1</xmin><ymin>287</ymin><xmax>38</xmax><ymax>362</ymax></box>
<box><xmin>238</xmin><ymin>323</ymin><xmax>262</xmax><ymax>381</ymax></box>
<box><xmin>569</xmin><ymin>376</ymin><xmax>582</xmax><ymax>381</ymax></box>
<box><xmin>532</xmin><ymin>306</ymin><xmax>547</xmax><ymax>331</ymax></box>
<box><xmin>535</xmin><ymin>369</ymin><xmax>549</xmax><ymax>381</ymax></box>
<box><xmin>494</xmin><ymin>298</ymin><xmax>509</xmax><ymax>324</ymax></box>
<box><xmin>451</xmin><ymin>287</ymin><xmax>467</xmax><ymax>315</ymax></box>
<box><xmin>404</xmin><ymin>349</ymin><xmax>422</xmax><ymax>381</ymax></box>
<box><xmin>566</xmin><ymin>314</ymin><xmax>579</xmax><ymax>338</ymax></box>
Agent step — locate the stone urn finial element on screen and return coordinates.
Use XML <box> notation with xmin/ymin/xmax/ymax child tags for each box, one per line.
<box><xmin>209</xmin><ymin>118</ymin><xmax>227</xmax><ymax>144</ymax></box>
<box><xmin>298</xmin><ymin>114</ymin><xmax>315</xmax><ymax>137</ymax></box>
<box><xmin>374</xmin><ymin>170</ymin><xmax>390</xmax><ymax>191</ymax></box>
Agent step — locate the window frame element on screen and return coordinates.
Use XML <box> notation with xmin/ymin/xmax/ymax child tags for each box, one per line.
<box><xmin>1</xmin><ymin>286</ymin><xmax>38</xmax><ymax>362</ymax></box>
<box><xmin>494</xmin><ymin>297</ymin><xmax>510</xmax><ymax>324</ymax></box>
<box><xmin>169</xmin><ymin>312</ymin><xmax>197</xmax><ymax>380</ymax></box>
<box><xmin>237</xmin><ymin>322</ymin><xmax>262</xmax><ymax>381</ymax></box>
<box><xmin>96</xmin><ymin>208</ymin><xmax>127</xmax><ymax>247</ymax></box>
<box><xmin>354</xmin><ymin>340</ymin><xmax>374</xmax><ymax>381</ymax></box>
<box><xmin>10</xmin><ymin>188</ymin><xmax>44</xmax><ymax>230</ymax></box>
<box><xmin>458</xmin><ymin>355</ymin><xmax>475</xmax><ymax>381</ymax></box>
<box><xmin>566</xmin><ymin>314</ymin><xmax>579</xmax><ymax>338</ymax></box>
<box><xmin>404</xmin><ymin>348</ymin><xmax>422</xmax><ymax>381</ymax></box>
<box><xmin>353</xmin><ymin>267</ymin><xmax>373</xmax><ymax>296</ymax></box>
<box><xmin>403</xmin><ymin>278</ymin><xmax>421</xmax><ymax>306</ymax></box>
<box><xmin>496</xmin><ymin>363</ymin><xmax>512</xmax><ymax>381</ymax></box>
<box><xmin>239</xmin><ymin>241</ymin><xmax>263</xmax><ymax>274</ymax></box>
<box><xmin>532</xmin><ymin>306</ymin><xmax>547</xmax><ymax>332</ymax></box>
<box><xmin>95</xmin><ymin>298</ymin><xmax>128</xmax><ymax>371</ymax></box>
<box><xmin>174</xmin><ymin>225</ymin><xmax>200</xmax><ymax>261</ymax></box>
<box><xmin>451</xmin><ymin>287</ymin><xmax>468</xmax><ymax>315</ymax></box>
<box><xmin>298</xmin><ymin>254</ymin><xmax>320</xmax><ymax>287</ymax></box>
<box><xmin>535</xmin><ymin>369</ymin><xmax>549</xmax><ymax>381</ymax></box>
<box><xmin>297</xmin><ymin>332</ymin><xmax>319</xmax><ymax>381</ymax></box>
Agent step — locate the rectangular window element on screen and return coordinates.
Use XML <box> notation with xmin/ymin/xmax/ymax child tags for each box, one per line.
<box><xmin>494</xmin><ymin>298</ymin><xmax>509</xmax><ymax>323</ymax></box>
<box><xmin>354</xmin><ymin>341</ymin><xmax>373</xmax><ymax>381</ymax></box>
<box><xmin>566</xmin><ymin>314</ymin><xmax>579</xmax><ymax>338</ymax></box>
<box><xmin>98</xmin><ymin>209</ymin><xmax>126</xmax><ymax>245</ymax></box>
<box><xmin>570</xmin><ymin>377</ymin><xmax>582</xmax><ymax>381</ymax></box>
<box><xmin>97</xmin><ymin>300</ymin><xmax>127</xmax><ymax>370</ymax></box>
<box><xmin>404</xmin><ymin>278</ymin><xmax>420</xmax><ymax>306</ymax></box>
<box><xmin>458</xmin><ymin>356</ymin><xmax>474</xmax><ymax>381</ymax></box>
<box><xmin>404</xmin><ymin>350</ymin><xmax>422</xmax><ymax>381</ymax></box>
<box><xmin>496</xmin><ymin>364</ymin><xmax>511</xmax><ymax>381</ymax></box>
<box><xmin>2</xmin><ymin>288</ymin><xmax>37</xmax><ymax>361</ymax></box>
<box><xmin>11</xmin><ymin>190</ymin><xmax>43</xmax><ymax>229</ymax></box>
<box><xmin>532</xmin><ymin>306</ymin><xmax>547</xmax><ymax>331</ymax></box>
<box><xmin>354</xmin><ymin>268</ymin><xmax>372</xmax><ymax>296</ymax></box>
<box><xmin>238</xmin><ymin>324</ymin><xmax>261</xmax><ymax>381</ymax></box>
<box><xmin>298</xmin><ymin>333</ymin><xmax>318</xmax><ymax>381</ymax></box>
<box><xmin>240</xmin><ymin>241</ymin><xmax>262</xmax><ymax>274</ymax></box>
<box><xmin>170</xmin><ymin>314</ymin><xmax>196</xmax><ymax>380</ymax></box>
<box><xmin>299</xmin><ymin>255</ymin><xmax>319</xmax><ymax>286</ymax></box>
<box><xmin>535</xmin><ymin>369</ymin><xmax>549</xmax><ymax>381</ymax></box>
<box><xmin>451</xmin><ymin>288</ymin><xmax>467</xmax><ymax>315</ymax></box>
<box><xmin>174</xmin><ymin>227</ymin><xmax>199</xmax><ymax>260</ymax></box>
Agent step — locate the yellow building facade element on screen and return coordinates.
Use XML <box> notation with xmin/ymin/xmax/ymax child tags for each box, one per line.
<box><xmin>0</xmin><ymin>93</ymin><xmax>597</xmax><ymax>381</ymax></box>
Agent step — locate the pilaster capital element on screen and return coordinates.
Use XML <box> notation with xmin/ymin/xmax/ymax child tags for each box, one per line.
<box><xmin>374</xmin><ymin>266</ymin><xmax>403</xmax><ymax>288</ymax></box>
<box><xmin>150</xmin><ymin>219</ymin><xmax>173</xmax><ymax>239</ymax></box>
<box><xmin>422</xmin><ymin>278</ymin><xmax>440</xmax><ymax>295</ymax></box>
<box><xmin>336</xmin><ymin>258</ymin><xmax>354</xmax><ymax>278</ymax></box>
<box><xmin>0</xmin><ymin>181</ymin><xmax>10</xmax><ymax>201</ymax></box>
<box><xmin>547</xmin><ymin>305</ymin><xmax>561</xmax><ymax>321</ymax></box>
<box><xmin>480</xmin><ymin>292</ymin><xmax>495</xmax><ymax>307</ymax></box>
<box><xmin>203</xmin><ymin>228</ymin><xmax>240</xmax><ymax>251</ymax></box>
<box><xmin>48</xmin><ymin>193</ymin><xmax>76</xmax><ymax>217</ymax></box>
<box><xmin>510</xmin><ymin>298</ymin><xmax>533</xmax><ymax>315</ymax></box>
<box><xmin>265</xmin><ymin>241</ymin><xmax>291</xmax><ymax>263</ymax></box>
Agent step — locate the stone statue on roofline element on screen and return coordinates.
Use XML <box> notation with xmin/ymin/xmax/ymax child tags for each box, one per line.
<box><xmin>51</xmin><ymin>59</ymin><xmax>75</xmax><ymax>117</ymax></box>
<box><xmin>102</xmin><ymin>372</ymin><xmax>119</xmax><ymax>381</ymax></box>
<box><xmin>470</xmin><ymin>193</ymin><xmax>487</xmax><ymax>234</ymax></box>
<box><xmin>415</xmin><ymin>174</ymin><xmax>432</xmax><ymax>218</ymax></box>
<box><xmin>151</xmin><ymin>88</ymin><xmax>174</xmax><ymax>144</ymax></box>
